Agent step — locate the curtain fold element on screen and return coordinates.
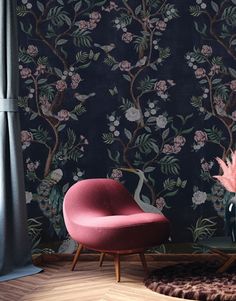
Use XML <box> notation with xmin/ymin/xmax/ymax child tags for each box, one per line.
<box><xmin>0</xmin><ymin>0</ymin><xmax>42</xmax><ymax>281</ymax></box>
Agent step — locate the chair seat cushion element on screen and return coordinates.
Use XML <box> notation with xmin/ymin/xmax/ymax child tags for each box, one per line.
<box><xmin>69</xmin><ymin>213</ymin><xmax>170</xmax><ymax>252</ymax></box>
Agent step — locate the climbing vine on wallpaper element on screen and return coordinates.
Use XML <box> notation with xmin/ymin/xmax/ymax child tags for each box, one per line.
<box><xmin>186</xmin><ymin>0</ymin><xmax>236</xmax><ymax>226</ymax></box>
<box><xmin>17</xmin><ymin>0</ymin><xmax>106</xmax><ymax>246</ymax></box>
<box><xmin>17</xmin><ymin>0</ymin><xmax>236</xmax><ymax>251</ymax></box>
<box><xmin>102</xmin><ymin>1</ymin><xmax>191</xmax><ymax>210</ymax></box>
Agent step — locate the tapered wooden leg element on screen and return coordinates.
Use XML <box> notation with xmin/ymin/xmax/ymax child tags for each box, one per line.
<box><xmin>99</xmin><ymin>253</ymin><xmax>105</xmax><ymax>267</ymax></box>
<box><xmin>71</xmin><ymin>244</ymin><xmax>83</xmax><ymax>271</ymax></box>
<box><xmin>114</xmin><ymin>254</ymin><xmax>120</xmax><ymax>282</ymax></box>
<box><xmin>139</xmin><ymin>252</ymin><xmax>148</xmax><ymax>276</ymax></box>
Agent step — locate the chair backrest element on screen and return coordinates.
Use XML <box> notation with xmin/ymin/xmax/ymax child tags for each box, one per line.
<box><xmin>63</xmin><ymin>178</ymin><xmax>143</xmax><ymax>223</ymax></box>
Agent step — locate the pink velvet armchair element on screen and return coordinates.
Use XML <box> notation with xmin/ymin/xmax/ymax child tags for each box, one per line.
<box><xmin>63</xmin><ymin>178</ymin><xmax>170</xmax><ymax>281</ymax></box>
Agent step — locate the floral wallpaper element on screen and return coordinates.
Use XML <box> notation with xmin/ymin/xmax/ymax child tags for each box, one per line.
<box><xmin>17</xmin><ymin>0</ymin><xmax>236</xmax><ymax>253</ymax></box>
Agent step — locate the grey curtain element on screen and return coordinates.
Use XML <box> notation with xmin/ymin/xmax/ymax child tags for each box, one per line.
<box><xmin>0</xmin><ymin>0</ymin><xmax>41</xmax><ymax>281</ymax></box>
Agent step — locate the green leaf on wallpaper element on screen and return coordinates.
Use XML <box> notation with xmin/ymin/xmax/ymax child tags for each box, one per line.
<box><xmin>193</xmin><ymin>22</ymin><xmax>207</xmax><ymax>36</ymax></box>
<box><xmin>163</xmin><ymin>189</ymin><xmax>178</xmax><ymax>197</ymax></box>
<box><xmin>214</xmin><ymin>84</ymin><xmax>229</xmax><ymax>100</ymax></box>
<box><xmin>229</xmin><ymin>67</ymin><xmax>236</xmax><ymax>79</ymax></box>
<box><xmin>20</xmin><ymin>22</ymin><xmax>32</xmax><ymax>36</ymax></box>
<box><xmin>94</xmin><ymin>0</ymin><xmax>107</xmax><ymax>7</ymax></box>
<box><xmin>190</xmin><ymin>96</ymin><xmax>202</xmax><ymax>108</ymax></box>
<box><xmin>72</xmin><ymin>30</ymin><xmax>92</xmax><ymax>47</ymax></box>
<box><xmin>56</xmin><ymin>39</ymin><xmax>68</xmax><ymax>46</ymax></box>
<box><xmin>38</xmin><ymin>79</ymin><xmax>48</xmax><ymax>85</ymax></box>
<box><xmin>189</xmin><ymin>5</ymin><xmax>201</xmax><ymax>17</ymax></box>
<box><xmin>159</xmin><ymin>156</ymin><xmax>180</xmax><ymax>175</ymax></box>
<box><xmin>70</xmin><ymin>113</ymin><xmax>78</xmax><ymax>120</ymax></box>
<box><xmin>222</xmin><ymin>6</ymin><xmax>236</xmax><ymax>26</ymax></box>
<box><xmin>102</xmin><ymin>133</ymin><xmax>114</xmax><ymax>144</ymax></box>
<box><xmin>144</xmin><ymin>166</ymin><xmax>155</xmax><ymax>173</ymax></box>
<box><xmin>122</xmin><ymin>74</ymin><xmax>131</xmax><ymax>82</ymax></box>
<box><xmin>151</xmin><ymin>142</ymin><xmax>159</xmax><ymax>154</ymax></box>
<box><xmin>74</xmin><ymin>1</ymin><xmax>82</xmax><ymax>12</ymax></box>
<box><xmin>76</xmin><ymin>51</ymin><xmax>88</xmax><ymax>63</ymax></box>
<box><xmin>162</xmin><ymin>128</ymin><xmax>169</xmax><ymax>140</ymax></box>
<box><xmin>135</xmin><ymin>5</ymin><xmax>142</xmax><ymax>15</ymax></box>
<box><xmin>124</xmin><ymin>128</ymin><xmax>132</xmax><ymax>140</ymax></box>
<box><xmin>19</xmin><ymin>49</ymin><xmax>34</xmax><ymax>64</ymax></box>
<box><xmin>16</xmin><ymin>5</ymin><xmax>28</xmax><ymax>16</ymax></box>
<box><xmin>57</xmin><ymin>124</ymin><xmax>66</xmax><ymax>132</ymax></box>
<box><xmin>31</xmin><ymin>126</ymin><xmax>51</xmax><ymax>143</ymax></box>
<box><xmin>135</xmin><ymin>134</ymin><xmax>155</xmax><ymax>154</ymax></box>
<box><xmin>30</xmin><ymin>113</ymin><xmax>38</xmax><ymax>120</ymax></box>
<box><xmin>107</xmin><ymin>149</ymin><xmax>120</xmax><ymax>164</ymax></box>
<box><xmin>54</xmin><ymin>67</ymin><xmax>63</xmax><ymax>78</ymax></box>
<box><xmin>211</xmin><ymin>1</ymin><xmax>219</xmax><ymax>13</ymax></box>
<box><xmin>212</xmin><ymin>78</ymin><xmax>222</xmax><ymax>85</ymax></box>
<box><xmin>37</xmin><ymin>1</ymin><xmax>44</xmax><ymax>13</ymax></box>
<box><xmin>65</xmin><ymin>129</ymin><xmax>76</xmax><ymax>149</ymax></box>
<box><xmin>57</xmin><ymin>0</ymin><xmax>64</xmax><ymax>5</ymax></box>
<box><xmin>163</xmin><ymin>179</ymin><xmax>176</xmax><ymax>191</ymax></box>
<box><xmin>24</xmin><ymin>79</ymin><xmax>33</xmax><ymax>84</ymax></box>
<box><xmin>205</xmin><ymin>126</ymin><xmax>223</xmax><ymax>144</ymax></box>
<box><xmin>232</xmin><ymin>0</ymin><xmax>236</xmax><ymax>4</ymax></box>
<box><xmin>199</xmin><ymin>79</ymin><xmax>207</xmax><ymax>84</ymax></box>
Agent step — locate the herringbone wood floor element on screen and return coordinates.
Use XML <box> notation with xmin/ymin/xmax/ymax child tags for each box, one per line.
<box><xmin>0</xmin><ymin>259</ymin><xmax>193</xmax><ymax>301</ymax></box>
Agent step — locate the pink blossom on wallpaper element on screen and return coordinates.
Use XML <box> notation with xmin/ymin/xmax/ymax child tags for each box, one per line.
<box><xmin>162</xmin><ymin>144</ymin><xmax>174</xmax><ymax>154</ymax></box>
<box><xmin>209</xmin><ymin>64</ymin><xmax>220</xmax><ymax>75</ymax></box>
<box><xmin>57</xmin><ymin>109</ymin><xmax>70</xmax><ymax>121</ymax></box>
<box><xmin>21</xmin><ymin>130</ymin><xmax>33</xmax><ymax>144</ymax></box>
<box><xmin>156</xmin><ymin>20</ymin><xmax>167</xmax><ymax>31</ymax></box>
<box><xmin>156</xmin><ymin>197</ymin><xmax>166</xmax><ymax>210</ymax></box>
<box><xmin>27</xmin><ymin>45</ymin><xmax>38</xmax><ymax>57</ymax></box>
<box><xmin>78</xmin><ymin>20</ymin><xmax>88</xmax><ymax>29</ymax></box>
<box><xmin>195</xmin><ymin>67</ymin><xmax>206</xmax><ymax>79</ymax></box>
<box><xmin>35</xmin><ymin>63</ymin><xmax>46</xmax><ymax>75</ymax></box>
<box><xmin>89</xmin><ymin>12</ymin><xmax>101</xmax><ymax>23</ymax></box>
<box><xmin>201</xmin><ymin>45</ymin><xmax>212</xmax><ymax>57</ymax></box>
<box><xmin>111</xmin><ymin>168</ymin><xmax>123</xmax><ymax>180</ymax></box>
<box><xmin>71</xmin><ymin>73</ymin><xmax>81</xmax><ymax>89</ymax></box>
<box><xmin>20</xmin><ymin>67</ymin><xmax>32</xmax><ymax>78</ymax></box>
<box><xmin>194</xmin><ymin>130</ymin><xmax>208</xmax><ymax>145</ymax></box>
<box><xmin>232</xmin><ymin>111</ymin><xmax>236</xmax><ymax>120</ymax></box>
<box><xmin>119</xmin><ymin>60</ymin><xmax>131</xmax><ymax>71</ymax></box>
<box><xmin>122</xmin><ymin>32</ymin><xmax>133</xmax><ymax>43</ymax></box>
<box><xmin>230</xmin><ymin>80</ymin><xmax>236</xmax><ymax>91</ymax></box>
<box><xmin>174</xmin><ymin>135</ymin><xmax>186</xmax><ymax>146</ymax></box>
<box><xmin>102</xmin><ymin>1</ymin><xmax>118</xmax><ymax>12</ymax></box>
<box><xmin>88</xmin><ymin>20</ymin><xmax>97</xmax><ymax>30</ymax></box>
<box><xmin>154</xmin><ymin>80</ymin><xmax>167</xmax><ymax>93</ymax></box>
<box><xmin>56</xmin><ymin>80</ymin><xmax>67</xmax><ymax>92</ymax></box>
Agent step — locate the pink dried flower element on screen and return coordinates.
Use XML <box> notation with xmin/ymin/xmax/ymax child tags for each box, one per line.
<box><xmin>213</xmin><ymin>151</ymin><xmax>236</xmax><ymax>192</ymax></box>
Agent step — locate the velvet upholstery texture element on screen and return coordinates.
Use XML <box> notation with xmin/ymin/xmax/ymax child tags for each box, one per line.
<box><xmin>63</xmin><ymin>178</ymin><xmax>170</xmax><ymax>252</ymax></box>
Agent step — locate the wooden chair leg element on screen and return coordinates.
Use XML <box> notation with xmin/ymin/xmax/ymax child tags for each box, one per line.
<box><xmin>99</xmin><ymin>252</ymin><xmax>105</xmax><ymax>267</ymax></box>
<box><xmin>139</xmin><ymin>252</ymin><xmax>148</xmax><ymax>276</ymax></box>
<box><xmin>71</xmin><ymin>244</ymin><xmax>83</xmax><ymax>271</ymax></box>
<box><xmin>114</xmin><ymin>254</ymin><xmax>121</xmax><ymax>282</ymax></box>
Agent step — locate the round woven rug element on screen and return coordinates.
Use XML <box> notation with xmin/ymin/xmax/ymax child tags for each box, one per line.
<box><xmin>144</xmin><ymin>262</ymin><xmax>236</xmax><ymax>301</ymax></box>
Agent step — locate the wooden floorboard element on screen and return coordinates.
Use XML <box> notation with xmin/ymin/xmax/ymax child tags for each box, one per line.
<box><xmin>0</xmin><ymin>260</ymin><xmax>195</xmax><ymax>301</ymax></box>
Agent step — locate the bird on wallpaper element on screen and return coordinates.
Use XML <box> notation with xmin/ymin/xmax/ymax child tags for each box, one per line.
<box><xmin>74</xmin><ymin>92</ymin><xmax>96</xmax><ymax>103</ymax></box>
<box><xmin>119</xmin><ymin>167</ymin><xmax>162</xmax><ymax>214</ymax></box>
<box><xmin>94</xmin><ymin>43</ymin><xmax>116</xmax><ymax>53</ymax></box>
<box><xmin>135</xmin><ymin>56</ymin><xmax>147</xmax><ymax>67</ymax></box>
